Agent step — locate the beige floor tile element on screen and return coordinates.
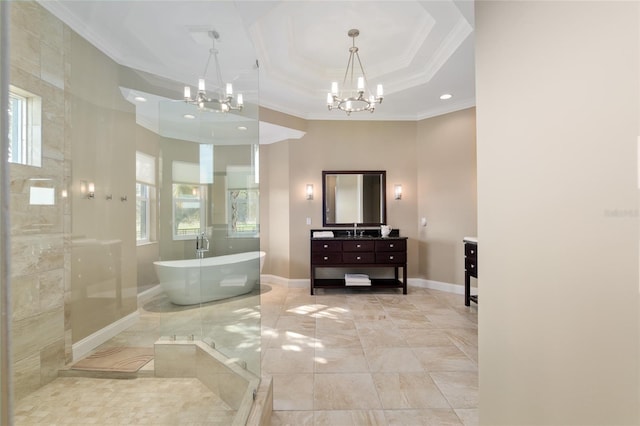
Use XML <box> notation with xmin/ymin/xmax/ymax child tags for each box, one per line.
<box><xmin>413</xmin><ymin>346</ymin><xmax>478</xmax><ymax>372</ymax></box>
<box><xmin>455</xmin><ymin>408</ymin><xmax>479</xmax><ymax>426</ymax></box>
<box><xmin>430</xmin><ymin>371</ymin><xmax>479</xmax><ymax>409</ymax></box>
<box><xmin>263</xmin><ymin>347</ymin><xmax>316</xmax><ymax>374</ymax></box>
<box><xmin>270</xmin><ymin>410</ymin><xmax>314</xmax><ymax>426</ymax></box>
<box><xmin>272</xmin><ymin>373</ymin><xmax>314</xmax><ymax>411</ymax></box>
<box><xmin>315</xmin><ymin>327</ymin><xmax>361</xmax><ymax>350</ymax></box>
<box><xmin>357</xmin><ymin>326</ymin><xmax>409</xmax><ymax>349</ymax></box>
<box><xmin>384</xmin><ymin>408</ymin><xmax>463</xmax><ymax>425</ymax></box>
<box><xmin>313</xmin><ymin>373</ymin><xmax>382</xmax><ymax>410</ymax></box>
<box><xmin>364</xmin><ymin>347</ymin><xmax>423</xmax><ymax>372</ymax></box>
<box><xmin>400</xmin><ymin>328</ymin><xmax>454</xmax><ymax>347</ymax></box>
<box><xmin>372</xmin><ymin>372</ymin><xmax>451</xmax><ymax>409</ymax></box>
<box><xmin>314</xmin><ymin>409</ymin><xmax>387</xmax><ymax>426</ymax></box>
<box><xmin>314</xmin><ymin>348</ymin><xmax>369</xmax><ymax>373</ymax></box>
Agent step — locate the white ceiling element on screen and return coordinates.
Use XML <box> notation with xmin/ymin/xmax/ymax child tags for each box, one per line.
<box><xmin>38</xmin><ymin>0</ymin><xmax>475</xmax><ymax>123</ymax></box>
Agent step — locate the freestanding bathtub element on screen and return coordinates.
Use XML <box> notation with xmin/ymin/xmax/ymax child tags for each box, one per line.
<box><xmin>153</xmin><ymin>251</ymin><xmax>266</xmax><ymax>305</ymax></box>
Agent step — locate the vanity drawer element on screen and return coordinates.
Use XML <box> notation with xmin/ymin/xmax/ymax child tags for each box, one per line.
<box><xmin>312</xmin><ymin>252</ymin><xmax>343</xmax><ymax>264</ymax></box>
<box><xmin>376</xmin><ymin>252</ymin><xmax>406</xmax><ymax>264</ymax></box>
<box><xmin>464</xmin><ymin>243</ymin><xmax>477</xmax><ymax>258</ymax></box>
<box><xmin>312</xmin><ymin>240</ymin><xmax>343</xmax><ymax>252</ymax></box>
<box><xmin>465</xmin><ymin>257</ymin><xmax>478</xmax><ymax>277</ymax></box>
<box><xmin>375</xmin><ymin>239</ymin><xmax>406</xmax><ymax>252</ymax></box>
<box><xmin>343</xmin><ymin>240</ymin><xmax>375</xmax><ymax>252</ymax></box>
<box><xmin>343</xmin><ymin>252</ymin><xmax>375</xmax><ymax>264</ymax></box>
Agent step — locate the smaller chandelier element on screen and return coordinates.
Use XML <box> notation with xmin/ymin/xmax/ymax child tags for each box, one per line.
<box><xmin>183</xmin><ymin>30</ymin><xmax>243</xmax><ymax>113</ymax></box>
<box><xmin>327</xmin><ymin>29</ymin><xmax>383</xmax><ymax>115</ymax></box>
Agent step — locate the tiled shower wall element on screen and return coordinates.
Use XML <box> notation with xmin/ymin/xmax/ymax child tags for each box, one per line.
<box><xmin>9</xmin><ymin>2</ymin><xmax>138</xmax><ymax>400</ymax></box>
<box><xmin>10</xmin><ymin>2</ymin><xmax>69</xmax><ymax>401</ymax></box>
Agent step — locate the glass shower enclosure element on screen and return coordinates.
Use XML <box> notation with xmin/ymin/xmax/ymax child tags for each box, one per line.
<box><xmin>4</xmin><ymin>1</ymin><xmax>262</xmax><ymax>423</ymax></box>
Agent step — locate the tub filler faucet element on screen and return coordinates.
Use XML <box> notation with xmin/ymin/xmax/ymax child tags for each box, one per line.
<box><xmin>196</xmin><ymin>232</ymin><xmax>209</xmax><ymax>258</ymax></box>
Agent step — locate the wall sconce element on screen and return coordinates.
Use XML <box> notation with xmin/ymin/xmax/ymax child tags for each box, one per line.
<box><xmin>394</xmin><ymin>184</ymin><xmax>402</xmax><ymax>200</ymax></box>
<box><xmin>306</xmin><ymin>184</ymin><xmax>314</xmax><ymax>200</ymax></box>
<box><xmin>87</xmin><ymin>182</ymin><xmax>95</xmax><ymax>199</ymax></box>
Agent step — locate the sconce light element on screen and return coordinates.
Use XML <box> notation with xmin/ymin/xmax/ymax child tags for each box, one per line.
<box><xmin>394</xmin><ymin>184</ymin><xmax>402</xmax><ymax>200</ymax></box>
<box><xmin>61</xmin><ymin>189</ymin><xmax>68</xmax><ymax>198</ymax></box>
<box><xmin>306</xmin><ymin>184</ymin><xmax>314</xmax><ymax>200</ymax></box>
<box><xmin>87</xmin><ymin>182</ymin><xmax>95</xmax><ymax>199</ymax></box>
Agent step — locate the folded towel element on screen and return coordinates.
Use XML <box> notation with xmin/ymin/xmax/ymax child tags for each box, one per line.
<box><xmin>345</xmin><ymin>281</ymin><xmax>372</xmax><ymax>287</ymax></box>
<box><xmin>345</xmin><ymin>273</ymin><xmax>370</xmax><ymax>282</ymax></box>
<box><xmin>313</xmin><ymin>231</ymin><xmax>335</xmax><ymax>238</ymax></box>
<box><xmin>345</xmin><ymin>273</ymin><xmax>371</xmax><ymax>286</ymax></box>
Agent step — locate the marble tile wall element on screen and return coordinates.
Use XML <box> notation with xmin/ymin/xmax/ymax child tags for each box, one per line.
<box><xmin>9</xmin><ymin>1</ymin><xmax>70</xmax><ymax>401</ymax></box>
<box><xmin>9</xmin><ymin>1</ymin><xmax>139</xmax><ymax>401</ymax></box>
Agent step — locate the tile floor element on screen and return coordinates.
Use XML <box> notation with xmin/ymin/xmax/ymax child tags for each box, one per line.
<box><xmin>261</xmin><ymin>283</ymin><xmax>478</xmax><ymax>426</ymax></box>
<box><xmin>13</xmin><ymin>282</ymin><xmax>477</xmax><ymax>425</ymax></box>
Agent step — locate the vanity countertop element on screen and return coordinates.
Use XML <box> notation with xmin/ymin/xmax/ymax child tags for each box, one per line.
<box><xmin>311</xmin><ymin>229</ymin><xmax>403</xmax><ymax>239</ymax></box>
<box><xmin>463</xmin><ymin>236</ymin><xmax>478</xmax><ymax>243</ymax></box>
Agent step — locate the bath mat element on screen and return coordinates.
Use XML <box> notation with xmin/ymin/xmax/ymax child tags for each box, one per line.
<box><xmin>71</xmin><ymin>347</ymin><xmax>153</xmax><ymax>373</ymax></box>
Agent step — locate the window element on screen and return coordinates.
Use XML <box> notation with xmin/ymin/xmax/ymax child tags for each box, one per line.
<box><xmin>173</xmin><ymin>183</ymin><xmax>204</xmax><ymax>239</ymax></box>
<box><xmin>136</xmin><ymin>152</ymin><xmax>156</xmax><ymax>244</ymax></box>
<box><xmin>172</xmin><ymin>161</ymin><xmax>205</xmax><ymax>240</ymax></box>
<box><xmin>229</xmin><ymin>189</ymin><xmax>259</xmax><ymax>236</ymax></box>
<box><xmin>8</xmin><ymin>86</ymin><xmax>42</xmax><ymax>167</ymax></box>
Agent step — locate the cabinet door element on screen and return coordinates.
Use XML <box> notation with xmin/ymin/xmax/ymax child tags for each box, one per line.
<box><xmin>375</xmin><ymin>239</ymin><xmax>406</xmax><ymax>252</ymax></box>
<box><xmin>343</xmin><ymin>241</ymin><xmax>375</xmax><ymax>252</ymax></box>
<box><xmin>312</xmin><ymin>252</ymin><xmax>343</xmax><ymax>264</ymax></box>
<box><xmin>375</xmin><ymin>252</ymin><xmax>406</xmax><ymax>264</ymax></box>
<box><xmin>343</xmin><ymin>252</ymin><xmax>375</xmax><ymax>263</ymax></box>
<box><xmin>312</xmin><ymin>240</ymin><xmax>342</xmax><ymax>252</ymax></box>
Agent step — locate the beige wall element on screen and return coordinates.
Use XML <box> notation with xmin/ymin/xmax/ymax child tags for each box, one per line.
<box><xmin>476</xmin><ymin>1</ymin><xmax>639</xmax><ymax>424</ymax></box>
<box><xmin>261</xmin><ymin>108</ymin><xmax>477</xmax><ymax>284</ymax></box>
<box><xmin>262</xmin><ymin>117</ymin><xmax>421</xmax><ymax>279</ymax></box>
<box><xmin>417</xmin><ymin>108</ymin><xmax>477</xmax><ymax>285</ymax></box>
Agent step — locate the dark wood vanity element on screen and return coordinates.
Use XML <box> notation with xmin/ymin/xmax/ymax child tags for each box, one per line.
<box><xmin>310</xmin><ymin>229</ymin><xmax>407</xmax><ymax>295</ymax></box>
<box><xmin>463</xmin><ymin>237</ymin><xmax>478</xmax><ymax>305</ymax></box>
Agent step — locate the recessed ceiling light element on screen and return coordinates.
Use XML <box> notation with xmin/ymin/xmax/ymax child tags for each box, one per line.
<box><xmin>183</xmin><ymin>114</ymin><xmax>196</xmax><ymax>119</ymax></box>
<box><xmin>440</xmin><ymin>93</ymin><xmax>453</xmax><ymax>100</ymax></box>
<box><xmin>237</xmin><ymin>126</ymin><xmax>248</xmax><ymax>131</ymax></box>
<box><xmin>133</xmin><ymin>96</ymin><xmax>147</xmax><ymax>102</ymax></box>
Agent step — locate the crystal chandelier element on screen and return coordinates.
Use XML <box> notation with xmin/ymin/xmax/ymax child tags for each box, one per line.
<box><xmin>183</xmin><ymin>30</ymin><xmax>243</xmax><ymax>112</ymax></box>
<box><xmin>327</xmin><ymin>29</ymin><xmax>383</xmax><ymax>115</ymax></box>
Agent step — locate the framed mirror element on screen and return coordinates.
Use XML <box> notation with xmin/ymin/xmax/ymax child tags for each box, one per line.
<box><xmin>322</xmin><ymin>170</ymin><xmax>386</xmax><ymax>227</ymax></box>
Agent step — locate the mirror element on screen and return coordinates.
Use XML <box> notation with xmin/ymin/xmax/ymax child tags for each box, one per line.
<box><xmin>323</xmin><ymin>170</ymin><xmax>386</xmax><ymax>227</ymax></box>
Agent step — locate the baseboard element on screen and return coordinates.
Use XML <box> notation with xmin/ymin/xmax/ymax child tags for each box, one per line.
<box><xmin>71</xmin><ymin>311</ymin><xmax>139</xmax><ymax>362</ymax></box>
<box><xmin>409</xmin><ymin>278</ymin><xmax>465</xmax><ymax>294</ymax></box>
<box><xmin>261</xmin><ymin>274</ymin><xmax>462</xmax><ymax>294</ymax></box>
<box><xmin>138</xmin><ymin>284</ymin><xmax>163</xmax><ymax>306</ymax></box>
<box><xmin>260</xmin><ymin>274</ymin><xmax>308</xmax><ymax>288</ymax></box>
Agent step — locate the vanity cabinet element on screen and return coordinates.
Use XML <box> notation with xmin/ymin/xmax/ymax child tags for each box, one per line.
<box><xmin>463</xmin><ymin>237</ymin><xmax>478</xmax><ymax>306</ymax></box>
<box><xmin>310</xmin><ymin>230</ymin><xmax>407</xmax><ymax>295</ymax></box>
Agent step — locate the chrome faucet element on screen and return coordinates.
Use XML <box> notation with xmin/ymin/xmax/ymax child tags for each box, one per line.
<box><xmin>354</xmin><ymin>223</ymin><xmax>358</xmax><ymax>237</ymax></box>
<box><xmin>196</xmin><ymin>232</ymin><xmax>209</xmax><ymax>258</ymax></box>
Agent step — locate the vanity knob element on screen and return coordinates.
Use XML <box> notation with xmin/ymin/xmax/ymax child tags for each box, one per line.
<box><xmin>389</xmin><ymin>256</ymin><xmax>394</xmax><ymax>260</ymax></box>
<box><xmin>323</xmin><ymin>256</ymin><xmax>328</xmax><ymax>261</ymax></box>
<box><xmin>356</xmin><ymin>256</ymin><xmax>361</xmax><ymax>260</ymax></box>
<box><xmin>471</xmin><ymin>264</ymin><xmax>475</xmax><ymax>268</ymax></box>
<box><xmin>323</xmin><ymin>244</ymin><xmax>328</xmax><ymax>248</ymax></box>
<box><xmin>356</xmin><ymin>244</ymin><xmax>361</xmax><ymax>248</ymax></box>
<box><xmin>390</xmin><ymin>244</ymin><xmax>394</xmax><ymax>248</ymax></box>
<box><xmin>471</xmin><ymin>250</ymin><xmax>475</xmax><ymax>254</ymax></box>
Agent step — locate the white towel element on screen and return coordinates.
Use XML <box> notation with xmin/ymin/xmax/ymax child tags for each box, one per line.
<box><xmin>345</xmin><ymin>273</ymin><xmax>371</xmax><ymax>286</ymax></box>
<box><xmin>313</xmin><ymin>231</ymin><xmax>335</xmax><ymax>238</ymax></box>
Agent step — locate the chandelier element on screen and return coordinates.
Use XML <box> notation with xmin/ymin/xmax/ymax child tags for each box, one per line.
<box><xmin>327</xmin><ymin>29</ymin><xmax>383</xmax><ymax>115</ymax></box>
<box><xmin>183</xmin><ymin>30</ymin><xmax>243</xmax><ymax>112</ymax></box>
